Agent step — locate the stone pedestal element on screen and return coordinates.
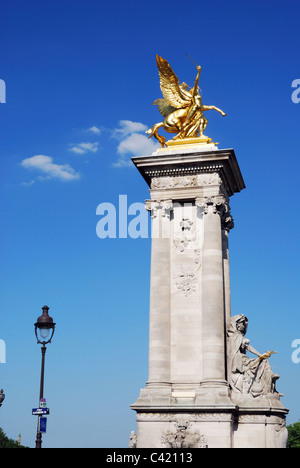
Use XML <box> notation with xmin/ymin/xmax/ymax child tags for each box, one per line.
<box><xmin>130</xmin><ymin>145</ymin><xmax>288</xmax><ymax>448</ymax></box>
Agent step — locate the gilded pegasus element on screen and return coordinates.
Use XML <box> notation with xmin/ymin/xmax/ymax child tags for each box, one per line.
<box><xmin>146</xmin><ymin>55</ymin><xmax>226</xmax><ymax>147</ymax></box>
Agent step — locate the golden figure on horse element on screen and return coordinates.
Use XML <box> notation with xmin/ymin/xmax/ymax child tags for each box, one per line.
<box><xmin>146</xmin><ymin>55</ymin><xmax>226</xmax><ymax>148</ymax></box>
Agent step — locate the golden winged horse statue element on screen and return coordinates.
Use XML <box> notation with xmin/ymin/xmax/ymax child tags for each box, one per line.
<box><xmin>146</xmin><ymin>55</ymin><xmax>226</xmax><ymax>148</ymax></box>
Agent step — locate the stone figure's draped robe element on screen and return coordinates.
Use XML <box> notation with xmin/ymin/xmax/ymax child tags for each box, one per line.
<box><xmin>227</xmin><ymin>315</ymin><xmax>275</xmax><ymax>397</ymax></box>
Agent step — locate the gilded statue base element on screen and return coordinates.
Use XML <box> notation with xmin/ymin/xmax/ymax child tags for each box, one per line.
<box><xmin>157</xmin><ymin>135</ymin><xmax>218</xmax><ymax>152</ymax></box>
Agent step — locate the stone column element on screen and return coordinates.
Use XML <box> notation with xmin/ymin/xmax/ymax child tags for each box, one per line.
<box><xmin>222</xmin><ymin>209</ymin><xmax>234</xmax><ymax>379</ymax></box>
<box><xmin>196</xmin><ymin>195</ymin><xmax>228</xmax><ymax>387</ymax></box>
<box><xmin>131</xmin><ymin>148</ymin><xmax>248</xmax><ymax>446</ymax></box>
<box><xmin>145</xmin><ymin>200</ymin><xmax>173</xmax><ymax>387</ymax></box>
<box><xmin>222</xmin><ymin>229</ymin><xmax>231</xmax><ymax>329</ymax></box>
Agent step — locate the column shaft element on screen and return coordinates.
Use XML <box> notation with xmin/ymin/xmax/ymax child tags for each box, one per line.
<box><xmin>201</xmin><ymin>205</ymin><xmax>226</xmax><ymax>385</ymax></box>
<box><xmin>147</xmin><ymin>208</ymin><xmax>171</xmax><ymax>386</ymax></box>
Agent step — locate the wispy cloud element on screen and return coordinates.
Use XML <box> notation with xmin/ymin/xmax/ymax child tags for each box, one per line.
<box><xmin>112</xmin><ymin>120</ymin><xmax>159</xmax><ymax>167</ymax></box>
<box><xmin>21</xmin><ymin>155</ymin><xmax>81</xmax><ymax>182</ymax></box>
<box><xmin>21</xmin><ymin>180</ymin><xmax>36</xmax><ymax>187</ymax></box>
<box><xmin>69</xmin><ymin>142</ymin><xmax>99</xmax><ymax>155</ymax></box>
<box><xmin>88</xmin><ymin>126</ymin><xmax>101</xmax><ymax>135</ymax></box>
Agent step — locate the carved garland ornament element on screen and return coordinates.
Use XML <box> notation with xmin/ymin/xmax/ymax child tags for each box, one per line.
<box><xmin>173</xmin><ymin>272</ymin><xmax>198</xmax><ymax>297</ymax></box>
<box><xmin>136</xmin><ymin>412</ymin><xmax>234</xmax><ymax>422</ymax></box>
<box><xmin>151</xmin><ymin>173</ymin><xmax>221</xmax><ymax>189</ymax></box>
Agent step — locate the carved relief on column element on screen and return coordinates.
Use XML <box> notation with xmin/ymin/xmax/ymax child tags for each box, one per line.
<box><xmin>222</xmin><ymin>213</ymin><xmax>234</xmax><ymax>232</ymax></box>
<box><xmin>171</xmin><ymin>203</ymin><xmax>202</xmax><ymax>298</ymax></box>
<box><xmin>161</xmin><ymin>419</ymin><xmax>208</xmax><ymax>449</ymax></box>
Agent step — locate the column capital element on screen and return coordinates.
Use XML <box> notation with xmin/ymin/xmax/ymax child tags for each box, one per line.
<box><xmin>145</xmin><ymin>199</ymin><xmax>173</xmax><ymax>218</ymax></box>
<box><xmin>160</xmin><ymin>199</ymin><xmax>173</xmax><ymax>217</ymax></box>
<box><xmin>145</xmin><ymin>199</ymin><xmax>160</xmax><ymax>218</ymax></box>
<box><xmin>195</xmin><ymin>195</ymin><xmax>234</xmax><ymax>231</ymax></box>
<box><xmin>195</xmin><ymin>195</ymin><xmax>227</xmax><ymax>214</ymax></box>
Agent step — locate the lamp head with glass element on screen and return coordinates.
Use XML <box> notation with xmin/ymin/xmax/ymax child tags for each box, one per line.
<box><xmin>35</xmin><ymin>306</ymin><xmax>56</xmax><ymax>345</ymax></box>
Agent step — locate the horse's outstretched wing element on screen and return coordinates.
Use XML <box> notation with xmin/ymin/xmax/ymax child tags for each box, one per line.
<box><xmin>156</xmin><ymin>55</ymin><xmax>191</xmax><ymax>110</ymax></box>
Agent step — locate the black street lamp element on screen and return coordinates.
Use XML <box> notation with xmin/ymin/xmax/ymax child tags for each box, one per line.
<box><xmin>0</xmin><ymin>389</ymin><xmax>5</xmax><ymax>407</ymax></box>
<box><xmin>34</xmin><ymin>306</ymin><xmax>56</xmax><ymax>449</ymax></box>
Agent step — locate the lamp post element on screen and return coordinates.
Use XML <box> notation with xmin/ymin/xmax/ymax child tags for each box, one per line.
<box><xmin>0</xmin><ymin>389</ymin><xmax>5</xmax><ymax>407</ymax></box>
<box><xmin>34</xmin><ymin>306</ymin><xmax>55</xmax><ymax>449</ymax></box>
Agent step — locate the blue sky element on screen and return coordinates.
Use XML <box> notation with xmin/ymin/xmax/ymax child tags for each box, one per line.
<box><xmin>0</xmin><ymin>0</ymin><xmax>300</xmax><ymax>448</ymax></box>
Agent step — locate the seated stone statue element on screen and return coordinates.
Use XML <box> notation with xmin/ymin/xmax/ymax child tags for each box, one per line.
<box><xmin>227</xmin><ymin>315</ymin><xmax>279</xmax><ymax>398</ymax></box>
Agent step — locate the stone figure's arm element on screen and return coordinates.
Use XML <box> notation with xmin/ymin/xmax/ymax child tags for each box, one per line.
<box><xmin>247</xmin><ymin>344</ymin><xmax>270</xmax><ymax>358</ymax></box>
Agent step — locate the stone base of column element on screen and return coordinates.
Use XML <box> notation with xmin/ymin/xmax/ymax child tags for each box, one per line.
<box><xmin>233</xmin><ymin>407</ymin><xmax>288</xmax><ymax>448</ymax></box>
<box><xmin>132</xmin><ymin>385</ymin><xmax>173</xmax><ymax>407</ymax></box>
<box><xmin>132</xmin><ymin>409</ymin><xmax>288</xmax><ymax>448</ymax></box>
<box><xmin>134</xmin><ymin>410</ymin><xmax>235</xmax><ymax>448</ymax></box>
<box><xmin>131</xmin><ymin>382</ymin><xmax>237</xmax><ymax>448</ymax></box>
<box><xmin>130</xmin><ymin>403</ymin><xmax>288</xmax><ymax>448</ymax></box>
<box><xmin>132</xmin><ymin>380</ymin><xmax>235</xmax><ymax>409</ymax></box>
<box><xmin>195</xmin><ymin>381</ymin><xmax>234</xmax><ymax>406</ymax></box>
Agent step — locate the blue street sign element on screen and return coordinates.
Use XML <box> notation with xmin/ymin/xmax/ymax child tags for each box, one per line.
<box><xmin>39</xmin><ymin>417</ymin><xmax>47</xmax><ymax>434</ymax></box>
<box><xmin>32</xmin><ymin>408</ymin><xmax>50</xmax><ymax>416</ymax></box>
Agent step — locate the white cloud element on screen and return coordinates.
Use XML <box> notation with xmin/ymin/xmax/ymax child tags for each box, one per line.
<box><xmin>69</xmin><ymin>142</ymin><xmax>99</xmax><ymax>155</ymax></box>
<box><xmin>88</xmin><ymin>126</ymin><xmax>101</xmax><ymax>135</ymax></box>
<box><xmin>113</xmin><ymin>120</ymin><xmax>148</xmax><ymax>138</ymax></box>
<box><xmin>112</xmin><ymin>120</ymin><xmax>160</xmax><ymax>167</ymax></box>
<box><xmin>118</xmin><ymin>133</ymin><xmax>159</xmax><ymax>157</ymax></box>
<box><xmin>21</xmin><ymin>155</ymin><xmax>81</xmax><ymax>182</ymax></box>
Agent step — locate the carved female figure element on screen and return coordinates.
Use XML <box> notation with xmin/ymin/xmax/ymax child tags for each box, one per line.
<box><xmin>227</xmin><ymin>315</ymin><xmax>279</xmax><ymax>397</ymax></box>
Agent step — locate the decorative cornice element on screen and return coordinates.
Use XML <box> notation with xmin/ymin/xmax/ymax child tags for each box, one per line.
<box><xmin>132</xmin><ymin>149</ymin><xmax>246</xmax><ymax>197</ymax></box>
<box><xmin>147</xmin><ymin>164</ymin><xmax>223</xmax><ymax>179</ymax></box>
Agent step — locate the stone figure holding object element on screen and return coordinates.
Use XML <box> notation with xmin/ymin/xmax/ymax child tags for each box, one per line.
<box><xmin>128</xmin><ymin>430</ymin><xmax>137</xmax><ymax>448</ymax></box>
<box><xmin>227</xmin><ymin>315</ymin><xmax>279</xmax><ymax>398</ymax></box>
